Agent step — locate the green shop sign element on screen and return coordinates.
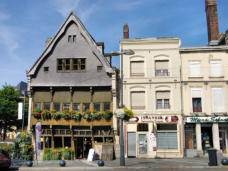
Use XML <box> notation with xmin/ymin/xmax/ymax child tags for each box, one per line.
<box><xmin>186</xmin><ymin>116</ymin><xmax>228</xmax><ymax>123</ymax></box>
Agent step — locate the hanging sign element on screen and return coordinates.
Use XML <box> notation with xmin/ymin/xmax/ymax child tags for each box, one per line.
<box><xmin>35</xmin><ymin>122</ymin><xmax>41</xmax><ymax>157</ymax></box>
<box><xmin>18</xmin><ymin>102</ymin><xmax>23</xmax><ymax>120</ymax></box>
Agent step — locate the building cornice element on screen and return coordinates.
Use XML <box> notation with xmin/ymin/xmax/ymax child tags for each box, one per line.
<box><xmin>180</xmin><ymin>46</ymin><xmax>228</xmax><ymax>53</ymax></box>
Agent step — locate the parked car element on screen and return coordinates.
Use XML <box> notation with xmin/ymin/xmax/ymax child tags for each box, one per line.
<box><xmin>0</xmin><ymin>149</ymin><xmax>11</xmax><ymax>169</ymax></box>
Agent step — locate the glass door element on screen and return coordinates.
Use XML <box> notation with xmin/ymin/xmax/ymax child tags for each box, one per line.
<box><xmin>219</xmin><ymin>130</ymin><xmax>227</xmax><ymax>154</ymax></box>
<box><xmin>138</xmin><ymin>134</ymin><xmax>147</xmax><ymax>154</ymax></box>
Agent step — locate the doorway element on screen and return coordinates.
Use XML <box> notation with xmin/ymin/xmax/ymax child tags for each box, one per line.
<box><xmin>74</xmin><ymin>137</ymin><xmax>92</xmax><ymax>159</ymax></box>
<box><xmin>201</xmin><ymin>126</ymin><xmax>213</xmax><ymax>153</ymax></box>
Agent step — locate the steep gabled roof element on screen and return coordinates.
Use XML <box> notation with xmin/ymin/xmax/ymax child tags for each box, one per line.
<box><xmin>27</xmin><ymin>12</ymin><xmax>113</xmax><ymax>77</ymax></box>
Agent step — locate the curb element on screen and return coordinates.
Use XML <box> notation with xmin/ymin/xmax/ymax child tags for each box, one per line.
<box><xmin>18</xmin><ymin>165</ymin><xmax>226</xmax><ymax>170</ymax></box>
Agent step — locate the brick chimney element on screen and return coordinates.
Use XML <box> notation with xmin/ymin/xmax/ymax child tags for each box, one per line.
<box><xmin>205</xmin><ymin>0</ymin><xmax>219</xmax><ymax>42</ymax></box>
<box><xmin>123</xmin><ymin>24</ymin><xmax>129</xmax><ymax>39</ymax></box>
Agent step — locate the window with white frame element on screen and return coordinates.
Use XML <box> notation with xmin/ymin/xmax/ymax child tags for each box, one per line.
<box><xmin>130</xmin><ymin>61</ymin><xmax>144</xmax><ymax>76</ymax></box>
<box><xmin>156</xmin><ymin>91</ymin><xmax>170</xmax><ymax>109</ymax></box>
<box><xmin>189</xmin><ymin>61</ymin><xmax>201</xmax><ymax>77</ymax></box>
<box><xmin>210</xmin><ymin>60</ymin><xmax>222</xmax><ymax>77</ymax></box>
<box><xmin>155</xmin><ymin>60</ymin><xmax>169</xmax><ymax>76</ymax></box>
<box><xmin>191</xmin><ymin>88</ymin><xmax>202</xmax><ymax>112</ymax></box>
<box><xmin>131</xmin><ymin>91</ymin><xmax>145</xmax><ymax>110</ymax></box>
<box><xmin>211</xmin><ymin>87</ymin><xmax>225</xmax><ymax>112</ymax></box>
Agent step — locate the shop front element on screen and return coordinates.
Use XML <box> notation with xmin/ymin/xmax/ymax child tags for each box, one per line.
<box><xmin>185</xmin><ymin>116</ymin><xmax>228</xmax><ymax>157</ymax></box>
<box><xmin>126</xmin><ymin>114</ymin><xmax>183</xmax><ymax>158</ymax></box>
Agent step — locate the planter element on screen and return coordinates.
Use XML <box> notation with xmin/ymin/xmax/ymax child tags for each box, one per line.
<box><xmin>59</xmin><ymin>160</ymin><xmax>66</xmax><ymax>167</ymax></box>
<box><xmin>25</xmin><ymin>160</ymin><xmax>33</xmax><ymax>167</ymax></box>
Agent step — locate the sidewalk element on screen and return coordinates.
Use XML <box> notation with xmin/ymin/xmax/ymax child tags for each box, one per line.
<box><xmin>15</xmin><ymin>157</ymin><xmax>228</xmax><ymax>170</ymax></box>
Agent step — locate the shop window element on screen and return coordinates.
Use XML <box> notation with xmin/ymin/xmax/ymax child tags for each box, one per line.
<box><xmin>137</xmin><ymin>123</ymin><xmax>148</xmax><ymax>132</ymax></box>
<box><xmin>104</xmin><ymin>102</ymin><xmax>110</xmax><ymax>111</ymax></box>
<box><xmin>94</xmin><ymin>103</ymin><xmax>100</xmax><ymax>111</ymax></box>
<box><xmin>94</xmin><ymin>137</ymin><xmax>103</xmax><ymax>143</ymax></box>
<box><xmin>83</xmin><ymin>103</ymin><xmax>90</xmax><ymax>112</ymax></box>
<box><xmin>157</xmin><ymin>124</ymin><xmax>177</xmax><ymax>150</ymax></box>
<box><xmin>138</xmin><ymin>134</ymin><xmax>147</xmax><ymax>154</ymax></box>
<box><xmin>192</xmin><ymin>98</ymin><xmax>202</xmax><ymax>112</ymax></box>
<box><xmin>54</xmin><ymin>102</ymin><xmax>60</xmax><ymax>111</ymax></box>
<box><xmin>156</xmin><ymin>91</ymin><xmax>170</xmax><ymax>109</ymax></box>
<box><xmin>131</xmin><ymin>91</ymin><xmax>145</xmax><ymax>110</ymax></box>
<box><xmin>130</xmin><ymin>61</ymin><xmax>144</xmax><ymax>76</ymax></box>
<box><xmin>54</xmin><ymin>137</ymin><xmax>62</xmax><ymax>148</ymax></box>
<box><xmin>155</xmin><ymin>60</ymin><xmax>169</xmax><ymax>76</ymax></box>
<box><xmin>64</xmin><ymin>137</ymin><xmax>71</xmax><ymax>148</ymax></box>
<box><xmin>73</xmin><ymin>103</ymin><xmax>80</xmax><ymax>111</ymax></box>
<box><xmin>34</xmin><ymin>102</ymin><xmax>41</xmax><ymax>110</ymax></box>
<box><xmin>43</xmin><ymin>102</ymin><xmax>50</xmax><ymax>110</ymax></box>
<box><xmin>44</xmin><ymin>137</ymin><xmax>52</xmax><ymax>148</ymax></box>
<box><xmin>63</xmin><ymin>103</ymin><xmax>70</xmax><ymax>111</ymax></box>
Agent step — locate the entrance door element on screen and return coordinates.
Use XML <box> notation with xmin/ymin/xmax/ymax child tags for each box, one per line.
<box><xmin>138</xmin><ymin>134</ymin><xmax>147</xmax><ymax>155</ymax></box>
<box><xmin>219</xmin><ymin>130</ymin><xmax>227</xmax><ymax>154</ymax></box>
<box><xmin>74</xmin><ymin>137</ymin><xmax>84</xmax><ymax>159</ymax></box>
<box><xmin>83</xmin><ymin>137</ymin><xmax>92</xmax><ymax>158</ymax></box>
<box><xmin>127</xmin><ymin>132</ymin><xmax>136</xmax><ymax>157</ymax></box>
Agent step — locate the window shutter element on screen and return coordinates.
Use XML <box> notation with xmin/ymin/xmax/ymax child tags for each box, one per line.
<box><xmin>189</xmin><ymin>61</ymin><xmax>200</xmax><ymax>77</ymax></box>
<box><xmin>131</xmin><ymin>91</ymin><xmax>145</xmax><ymax>109</ymax></box>
<box><xmin>131</xmin><ymin>61</ymin><xmax>144</xmax><ymax>75</ymax></box>
<box><xmin>210</xmin><ymin>60</ymin><xmax>222</xmax><ymax>77</ymax></box>
<box><xmin>212</xmin><ymin>88</ymin><xmax>225</xmax><ymax>112</ymax></box>
<box><xmin>156</xmin><ymin>91</ymin><xmax>170</xmax><ymax>99</ymax></box>
<box><xmin>155</xmin><ymin>60</ymin><xmax>169</xmax><ymax>70</ymax></box>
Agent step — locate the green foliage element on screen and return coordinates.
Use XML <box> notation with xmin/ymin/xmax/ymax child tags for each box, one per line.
<box><xmin>71</xmin><ymin>111</ymin><xmax>81</xmax><ymax>121</ymax></box>
<box><xmin>14</xmin><ymin>131</ymin><xmax>33</xmax><ymax>160</ymax></box>
<box><xmin>103</xmin><ymin>110</ymin><xmax>113</xmax><ymax>120</ymax></box>
<box><xmin>42</xmin><ymin>148</ymin><xmax>74</xmax><ymax>160</ymax></box>
<box><xmin>0</xmin><ymin>143</ymin><xmax>14</xmax><ymax>156</ymax></box>
<box><xmin>0</xmin><ymin>85</ymin><xmax>21</xmax><ymax>140</ymax></box>
<box><xmin>123</xmin><ymin>108</ymin><xmax>134</xmax><ymax>121</ymax></box>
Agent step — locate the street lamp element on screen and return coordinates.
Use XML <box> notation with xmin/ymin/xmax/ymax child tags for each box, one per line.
<box><xmin>21</xmin><ymin>90</ymin><xmax>27</xmax><ymax>131</ymax></box>
<box><xmin>105</xmin><ymin>49</ymin><xmax>134</xmax><ymax>166</ymax></box>
<box><xmin>115</xmin><ymin>108</ymin><xmax>125</xmax><ymax>166</ymax></box>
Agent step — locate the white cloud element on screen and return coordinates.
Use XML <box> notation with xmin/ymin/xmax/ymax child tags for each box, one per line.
<box><xmin>0</xmin><ymin>11</ymin><xmax>19</xmax><ymax>60</ymax></box>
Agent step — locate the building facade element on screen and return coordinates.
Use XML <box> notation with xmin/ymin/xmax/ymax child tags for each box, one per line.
<box><xmin>120</xmin><ymin>35</ymin><xmax>184</xmax><ymax>158</ymax></box>
<box><xmin>181</xmin><ymin>46</ymin><xmax>228</xmax><ymax>157</ymax></box>
<box><xmin>27</xmin><ymin>12</ymin><xmax>115</xmax><ymax>160</ymax></box>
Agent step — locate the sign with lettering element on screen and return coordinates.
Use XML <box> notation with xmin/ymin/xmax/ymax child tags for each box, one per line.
<box><xmin>141</xmin><ymin>115</ymin><xmax>179</xmax><ymax>123</ymax></box>
<box><xmin>186</xmin><ymin>116</ymin><xmax>228</xmax><ymax>123</ymax></box>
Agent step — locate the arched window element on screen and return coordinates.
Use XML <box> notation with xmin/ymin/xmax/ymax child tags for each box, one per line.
<box><xmin>130</xmin><ymin>56</ymin><xmax>144</xmax><ymax>77</ymax></box>
<box><xmin>154</xmin><ymin>55</ymin><xmax>169</xmax><ymax>77</ymax></box>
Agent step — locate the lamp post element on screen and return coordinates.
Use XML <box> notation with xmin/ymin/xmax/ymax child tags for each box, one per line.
<box><xmin>115</xmin><ymin>108</ymin><xmax>125</xmax><ymax>166</ymax></box>
<box><xmin>106</xmin><ymin>49</ymin><xmax>134</xmax><ymax>166</ymax></box>
<box><xmin>21</xmin><ymin>90</ymin><xmax>27</xmax><ymax>131</ymax></box>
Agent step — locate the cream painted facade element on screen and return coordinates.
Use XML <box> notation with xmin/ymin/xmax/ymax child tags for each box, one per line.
<box><xmin>180</xmin><ymin>46</ymin><xmax>228</xmax><ymax>157</ymax></box>
<box><xmin>120</xmin><ymin>38</ymin><xmax>184</xmax><ymax>158</ymax></box>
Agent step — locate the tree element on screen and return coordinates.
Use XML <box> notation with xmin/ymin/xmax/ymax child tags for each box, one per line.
<box><xmin>0</xmin><ymin>85</ymin><xmax>20</xmax><ymax>141</ymax></box>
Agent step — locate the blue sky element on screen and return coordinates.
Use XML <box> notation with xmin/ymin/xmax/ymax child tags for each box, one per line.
<box><xmin>0</xmin><ymin>0</ymin><xmax>227</xmax><ymax>87</ymax></box>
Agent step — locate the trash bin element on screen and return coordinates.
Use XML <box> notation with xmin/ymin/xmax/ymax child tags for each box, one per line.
<box><xmin>208</xmin><ymin>149</ymin><xmax>217</xmax><ymax>166</ymax></box>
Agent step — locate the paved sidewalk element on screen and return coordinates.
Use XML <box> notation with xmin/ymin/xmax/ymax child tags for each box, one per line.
<box><xmin>15</xmin><ymin>157</ymin><xmax>228</xmax><ymax>170</ymax></box>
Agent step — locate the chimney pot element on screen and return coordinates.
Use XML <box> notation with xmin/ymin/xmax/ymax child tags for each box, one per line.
<box><xmin>205</xmin><ymin>0</ymin><xmax>219</xmax><ymax>43</ymax></box>
<box><xmin>123</xmin><ymin>24</ymin><xmax>129</xmax><ymax>39</ymax></box>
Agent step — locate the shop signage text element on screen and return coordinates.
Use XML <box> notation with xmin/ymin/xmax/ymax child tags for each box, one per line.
<box><xmin>186</xmin><ymin>116</ymin><xmax>228</xmax><ymax>123</ymax></box>
<box><xmin>141</xmin><ymin>115</ymin><xmax>179</xmax><ymax>122</ymax></box>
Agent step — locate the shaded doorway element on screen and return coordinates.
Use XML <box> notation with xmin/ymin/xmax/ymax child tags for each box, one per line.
<box><xmin>201</xmin><ymin>126</ymin><xmax>213</xmax><ymax>153</ymax></box>
<box><xmin>74</xmin><ymin>137</ymin><xmax>92</xmax><ymax>159</ymax></box>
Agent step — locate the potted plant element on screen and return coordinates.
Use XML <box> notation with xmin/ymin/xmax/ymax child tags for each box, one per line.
<box><xmin>63</xmin><ymin>110</ymin><xmax>71</xmax><ymax>120</ymax></box>
<box><xmin>71</xmin><ymin>111</ymin><xmax>81</xmax><ymax>121</ymax></box>
<box><xmin>104</xmin><ymin>110</ymin><xmax>113</xmax><ymax>121</ymax></box>
<box><xmin>53</xmin><ymin>112</ymin><xmax>63</xmax><ymax>120</ymax></box>
<box><xmin>32</xmin><ymin>108</ymin><xmax>41</xmax><ymax>119</ymax></box>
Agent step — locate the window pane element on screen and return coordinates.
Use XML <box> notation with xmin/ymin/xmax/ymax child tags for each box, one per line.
<box><xmin>212</xmin><ymin>88</ymin><xmax>225</xmax><ymax>112</ymax></box>
<box><xmin>192</xmin><ymin>98</ymin><xmax>202</xmax><ymax>112</ymax></box>
<box><xmin>63</xmin><ymin>103</ymin><xmax>70</xmax><ymax>111</ymax></box>
<box><xmin>210</xmin><ymin>60</ymin><xmax>222</xmax><ymax>77</ymax></box>
<box><xmin>43</xmin><ymin>102</ymin><xmax>50</xmax><ymax>110</ymax></box>
<box><xmin>65</xmin><ymin>59</ymin><xmax>70</xmax><ymax>70</ymax></box>
<box><xmin>34</xmin><ymin>103</ymin><xmax>41</xmax><ymax>110</ymax></box>
<box><xmin>104</xmin><ymin>102</ymin><xmax>110</xmax><ymax>111</ymax></box>
<box><xmin>131</xmin><ymin>91</ymin><xmax>145</xmax><ymax>109</ymax></box>
<box><xmin>83</xmin><ymin>103</ymin><xmax>90</xmax><ymax>112</ymax></box>
<box><xmin>157</xmin><ymin>124</ymin><xmax>177</xmax><ymax>130</ymax></box>
<box><xmin>94</xmin><ymin>103</ymin><xmax>100</xmax><ymax>112</ymax></box>
<box><xmin>54</xmin><ymin>103</ymin><xmax>60</xmax><ymax>111</ymax></box>
<box><xmin>130</xmin><ymin>61</ymin><xmax>144</xmax><ymax>76</ymax></box>
<box><xmin>164</xmin><ymin>99</ymin><xmax>170</xmax><ymax>109</ymax></box>
<box><xmin>189</xmin><ymin>61</ymin><xmax>201</xmax><ymax>77</ymax></box>
<box><xmin>73</xmin><ymin>103</ymin><xmax>80</xmax><ymax>111</ymax></box>
<box><xmin>156</xmin><ymin>99</ymin><xmax>162</xmax><ymax>109</ymax></box>
<box><xmin>137</xmin><ymin>123</ymin><xmax>148</xmax><ymax>131</ymax></box>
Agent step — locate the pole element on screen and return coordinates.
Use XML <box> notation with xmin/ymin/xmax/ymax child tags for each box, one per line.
<box><xmin>22</xmin><ymin>92</ymin><xmax>25</xmax><ymax>131</ymax></box>
<box><xmin>120</xmin><ymin>118</ymin><xmax>125</xmax><ymax>166</ymax></box>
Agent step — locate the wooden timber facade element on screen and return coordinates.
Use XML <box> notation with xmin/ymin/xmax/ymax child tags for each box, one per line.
<box><xmin>27</xmin><ymin>12</ymin><xmax>115</xmax><ymax>159</ymax></box>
